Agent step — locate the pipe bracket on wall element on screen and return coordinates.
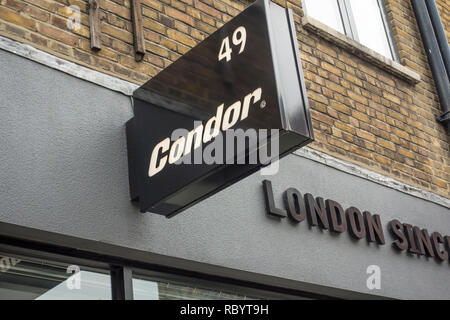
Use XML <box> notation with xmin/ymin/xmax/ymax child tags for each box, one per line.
<box><xmin>88</xmin><ymin>0</ymin><xmax>102</xmax><ymax>51</ymax></box>
<box><xmin>131</xmin><ymin>0</ymin><xmax>146</xmax><ymax>62</ymax></box>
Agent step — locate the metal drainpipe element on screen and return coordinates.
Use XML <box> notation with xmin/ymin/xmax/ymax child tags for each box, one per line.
<box><xmin>425</xmin><ymin>0</ymin><xmax>450</xmax><ymax>80</ymax></box>
<box><xmin>411</xmin><ymin>0</ymin><xmax>450</xmax><ymax>132</ymax></box>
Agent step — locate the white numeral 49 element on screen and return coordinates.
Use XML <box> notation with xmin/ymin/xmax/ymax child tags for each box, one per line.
<box><xmin>218</xmin><ymin>26</ymin><xmax>247</xmax><ymax>62</ymax></box>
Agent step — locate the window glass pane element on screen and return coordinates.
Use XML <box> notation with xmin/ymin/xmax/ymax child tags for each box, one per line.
<box><xmin>133</xmin><ymin>277</ymin><xmax>261</xmax><ymax>300</ymax></box>
<box><xmin>133</xmin><ymin>273</ymin><xmax>312</xmax><ymax>300</ymax></box>
<box><xmin>348</xmin><ymin>0</ymin><xmax>393</xmax><ymax>59</ymax></box>
<box><xmin>0</xmin><ymin>253</ymin><xmax>111</xmax><ymax>300</ymax></box>
<box><xmin>304</xmin><ymin>0</ymin><xmax>345</xmax><ymax>34</ymax></box>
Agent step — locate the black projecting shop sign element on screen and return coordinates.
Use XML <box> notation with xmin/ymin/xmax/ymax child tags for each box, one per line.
<box><xmin>126</xmin><ymin>0</ymin><xmax>314</xmax><ymax>217</ymax></box>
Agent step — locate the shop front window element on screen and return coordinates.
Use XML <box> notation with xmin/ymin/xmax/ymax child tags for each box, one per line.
<box><xmin>133</xmin><ymin>276</ymin><xmax>261</xmax><ymax>300</ymax></box>
<box><xmin>132</xmin><ymin>273</ymin><xmax>307</xmax><ymax>300</ymax></box>
<box><xmin>0</xmin><ymin>250</ymin><xmax>311</xmax><ymax>300</ymax></box>
<box><xmin>0</xmin><ymin>253</ymin><xmax>111</xmax><ymax>300</ymax></box>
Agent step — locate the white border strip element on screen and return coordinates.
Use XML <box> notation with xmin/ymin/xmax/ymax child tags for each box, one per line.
<box><xmin>0</xmin><ymin>35</ymin><xmax>138</xmax><ymax>96</ymax></box>
<box><xmin>295</xmin><ymin>147</ymin><xmax>450</xmax><ymax>208</ymax></box>
<box><xmin>1</xmin><ymin>35</ymin><xmax>448</xmax><ymax>208</ymax></box>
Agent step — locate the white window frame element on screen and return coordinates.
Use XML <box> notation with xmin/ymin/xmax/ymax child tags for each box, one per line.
<box><xmin>302</xmin><ymin>0</ymin><xmax>399</xmax><ymax>61</ymax></box>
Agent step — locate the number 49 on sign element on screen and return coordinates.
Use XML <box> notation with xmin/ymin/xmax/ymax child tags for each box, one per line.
<box><xmin>218</xmin><ymin>26</ymin><xmax>247</xmax><ymax>62</ymax></box>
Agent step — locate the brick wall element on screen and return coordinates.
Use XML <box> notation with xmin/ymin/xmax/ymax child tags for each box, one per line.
<box><xmin>437</xmin><ymin>0</ymin><xmax>449</xmax><ymax>42</ymax></box>
<box><xmin>0</xmin><ymin>0</ymin><xmax>448</xmax><ymax>198</ymax></box>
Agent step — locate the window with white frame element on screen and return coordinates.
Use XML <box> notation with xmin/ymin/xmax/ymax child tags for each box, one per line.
<box><xmin>303</xmin><ymin>0</ymin><xmax>398</xmax><ymax>61</ymax></box>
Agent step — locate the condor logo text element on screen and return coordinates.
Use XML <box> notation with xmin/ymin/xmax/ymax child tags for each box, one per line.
<box><xmin>148</xmin><ymin>87</ymin><xmax>267</xmax><ymax>177</ymax></box>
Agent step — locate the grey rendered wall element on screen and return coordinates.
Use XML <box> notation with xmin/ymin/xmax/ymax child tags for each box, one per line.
<box><xmin>0</xmin><ymin>49</ymin><xmax>449</xmax><ymax>299</ymax></box>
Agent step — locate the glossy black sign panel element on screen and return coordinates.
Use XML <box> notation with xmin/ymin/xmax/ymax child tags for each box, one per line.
<box><xmin>126</xmin><ymin>0</ymin><xmax>314</xmax><ymax>217</ymax></box>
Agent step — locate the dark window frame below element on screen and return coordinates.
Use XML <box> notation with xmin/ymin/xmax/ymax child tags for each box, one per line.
<box><xmin>0</xmin><ymin>236</ymin><xmax>335</xmax><ymax>300</ymax></box>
